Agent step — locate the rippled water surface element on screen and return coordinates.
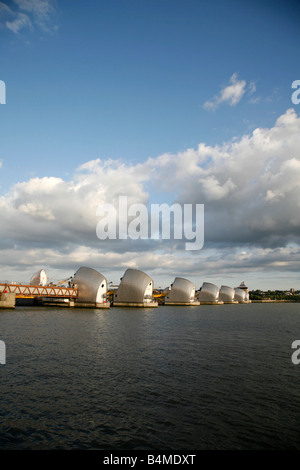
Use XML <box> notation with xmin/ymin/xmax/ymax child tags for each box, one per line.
<box><xmin>1</xmin><ymin>302</ymin><xmax>300</xmax><ymax>450</ymax></box>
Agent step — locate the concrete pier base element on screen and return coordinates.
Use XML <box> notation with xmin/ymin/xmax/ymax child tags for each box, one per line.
<box><xmin>113</xmin><ymin>302</ymin><xmax>158</xmax><ymax>308</ymax></box>
<box><xmin>199</xmin><ymin>301</ymin><xmax>224</xmax><ymax>305</ymax></box>
<box><xmin>0</xmin><ymin>293</ymin><xmax>16</xmax><ymax>309</ymax></box>
<box><xmin>74</xmin><ymin>302</ymin><xmax>110</xmax><ymax>308</ymax></box>
<box><xmin>164</xmin><ymin>301</ymin><xmax>200</xmax><ymax>306</ymax></box>
<box><xmin>40</xmin><ymin>298</ymin><xmax>75</xmax><ymax>307</ymax></box>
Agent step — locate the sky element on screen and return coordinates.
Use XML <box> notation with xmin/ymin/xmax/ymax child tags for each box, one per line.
<box><xmin>0</xmin><ymin>0</ymin><xmax>300</xmax><ymax>290</ymax></box>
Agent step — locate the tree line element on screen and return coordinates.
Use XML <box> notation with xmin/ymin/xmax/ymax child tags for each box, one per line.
<box><xmin>249</xmin><ymin>290</ymin><xmax>300</xmax><ymax>301</ymax></box>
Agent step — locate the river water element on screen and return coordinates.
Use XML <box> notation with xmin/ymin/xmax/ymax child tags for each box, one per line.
<box><xmin>0</xmin><ymin>302</ymin><xmax>300</xmax><ymax>451</ymax></box>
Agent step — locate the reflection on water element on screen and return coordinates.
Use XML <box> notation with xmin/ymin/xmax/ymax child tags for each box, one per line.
<box><xmin>0</xmin><ymin>303</ymin><xmax>300</xmax><ymax>450</ymax></box>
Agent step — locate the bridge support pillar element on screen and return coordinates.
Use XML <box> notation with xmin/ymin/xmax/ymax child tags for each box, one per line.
<box><xmin>0</xmin><ymin>293</ymin><xmax>16</xmax><ymax>309</ymax></box>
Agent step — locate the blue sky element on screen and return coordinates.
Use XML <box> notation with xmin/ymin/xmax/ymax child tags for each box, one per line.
<box><xmin>0</xmin><ymin>0</ymin><xmax>300</xmax><ymax>290</ymax></box>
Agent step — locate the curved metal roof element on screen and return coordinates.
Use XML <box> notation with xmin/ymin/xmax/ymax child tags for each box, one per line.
<box><xmin>72</xmin><ymin>266</ymin><xmax>107</xmax><ymax>303</ymax></box>
<box><xmin>219</xmin><ymin>285</ymin><xmax>235</xmax><ymax>302</ymax></box>
<box><xmin>165</xmin><ymin>277</ymin><xmax>196</xmax><ymax>303</ymax></box>
<box><xmin>234</xmin><ymin>287</ymin><xmax>246</xmax><ymax>302</ymax></box>
<box><xmin>197</xmin><ymin>282</ymin><xmax>219</xmax><ymax>301</ymax></box>
<box><xmin>30</xmin><ymin>269</ymin><xmax>47</xmax><ymax>286</ymax></box>
<box><xmin>114</xmin><ymin>268</ymin><xmax>154</xmax><ymax>303</ymax></box>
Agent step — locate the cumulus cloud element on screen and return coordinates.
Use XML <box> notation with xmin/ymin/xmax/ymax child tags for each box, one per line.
<box><xmin>203</xmin><ymin>73</ymin><xmax>247</xmax><ymax>110</ymax></box>
<box><xmin>0</xmin><ymin>158</ymin><xmax>149</xmax><ymax>249</ymax></box>
<box><xmin>1</xmin><ymin>108</ymin><xmax>300</xmax><ymax>288</ymax></box>
<box><xmin>147</xmin><ymin>108</ymin><xmax>300</xmax><ymax>247</ymax></box>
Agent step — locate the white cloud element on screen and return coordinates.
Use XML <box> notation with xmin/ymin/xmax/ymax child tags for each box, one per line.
<box><xmin>248</xmin><ymin>96</ymin><xmax>261</xmax><ymax>104</ymax></box>
<box><xmin>203</xmin><ymin>73</ymin><xmax>247</xmax><ymax>110</ymax></box>
<box><xmin>6</xmin><ymin>11</ymin><xmax>32</xmax><ymax>33</ymax></box>
<box><xmin>197</xmin><ymin>175</ymin><xmax>237</xmax><ymax>201</ymax></box>
<box><xmin>13</xmin><ymin>0</ymin><xmax>55</xmax><ymax>31</ymax></box>
<box><xmin>248</xmin><ymin>81</ymin><xmax>256</xmax><ymax>95</ymax></box>
<box><xmin>247</xmin><ymin>81</ymin><xmax>261</xmax><ymax>103</ymax></box>
<box><xmin>147</xmin><ymin>108</ymin><xmax>300</xmax><ymax>248</ymax></box>
<box><xmin>1</xmin><ymin>108</ymin><xmax>300</xmax><ymax>289</ymax></box>
<box><xmin>0</xmin><ymin>0</ymin><xmax>57</xmax><ymax>33</ymax></box>
<box><xmin>0</xmin><ymin>159</ymin><xmax>150</xmax><ymax>250</ymax></box>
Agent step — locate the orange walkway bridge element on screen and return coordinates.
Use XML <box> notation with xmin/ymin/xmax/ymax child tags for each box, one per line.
<box><xmin>0</xmin><ymin>282</ymin><xmax>78</xmax><ymax>306</ymax></box>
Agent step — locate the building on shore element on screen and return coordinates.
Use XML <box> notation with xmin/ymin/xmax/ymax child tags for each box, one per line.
<box><xmin>237</xmin><ymin>281</ymin><xmax>248</xmax><ymax>291</ymax></box>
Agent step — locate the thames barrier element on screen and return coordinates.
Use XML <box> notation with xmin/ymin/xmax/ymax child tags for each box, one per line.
<box><xmin>0</xmin><ymin>267</ymin><xmax>251</xmax><ymax>309</ymax></box>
